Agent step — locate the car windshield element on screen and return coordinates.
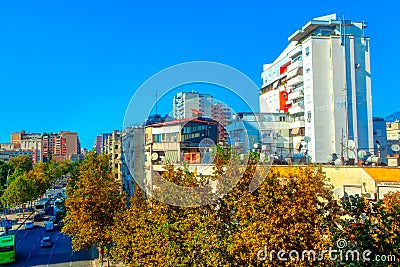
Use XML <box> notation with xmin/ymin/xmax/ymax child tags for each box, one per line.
<box><xmin>42</xmin><ymin>237</ymin><xmax>50</xmax><ymax>241</ymax></box>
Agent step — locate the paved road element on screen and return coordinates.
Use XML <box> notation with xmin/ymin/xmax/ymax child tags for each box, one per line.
<box><xmin>7</xmin><ymin>208</ymin><xmax>97</xmax><ymax>266</ymax></box>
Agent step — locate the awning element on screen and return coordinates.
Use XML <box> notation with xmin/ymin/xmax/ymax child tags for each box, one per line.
<box><xmin>291</xmin><ymin>127</ymin><xmax>300</xmax><ymax>135</ymax></box>
<box><xmin>164</xmin><ymin>151</ymin><xmax>179</xmax><ymax>164</ymax></box>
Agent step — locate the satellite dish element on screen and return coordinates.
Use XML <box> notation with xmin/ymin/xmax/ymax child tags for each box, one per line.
<box><xmin>261</xmin><ymin>145</ymin><xmax>267</xmax><ymax>151</ymax></box>
<box><xmin>358</xmin><ymin>150</ymin><xmax>367</xmax><ymax>159</ymax></box>
<box><xmin>348</xmin><ymin>150</ymin><xmax>356</xmax><ymax>159</ymax></box>
<box><xmin>334</xmin><ymin>188</ymin><xmax>345</xmax><ymax>199</ymax></box>
<box><xmin>304</xmin><ymin>136</ymin><xmax>311</xmax><ymax>143</ymax></box>
<box><xmin>334</xmin><ymin>159</ymin><xmax>342</xmax><ymax>166</ymax></box>
<box><xmin>347</xmin><ymin>140</ymin><xmax>356</xmax><ymax>150</ymax></box>
<box><xmin>151</xmin><ymin>152</ymin><xmax>159</xmax><ymax>161</ymax></box>
<box><xmin>392</xmin><ymin>144</ymin><xmax>400</xmax><ymax>152</ymax></box>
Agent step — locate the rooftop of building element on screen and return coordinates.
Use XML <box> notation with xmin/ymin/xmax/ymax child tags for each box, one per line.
<box><xmin>288</xmin><ymin>13</ymin><xmax>366</xmax><ymax>42</ymax></box>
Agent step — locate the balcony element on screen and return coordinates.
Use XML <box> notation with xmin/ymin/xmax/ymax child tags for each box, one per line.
<box><xmin>287</xmin><ymin>60</ymin><xmax>303</xmax><ymax>73</ymax></box>
<box><xmin>289</xmin><ymin>120</ymin><xmax>305</xmax><ymax>128</ymax></box>
<box><xmin>288</xmin><ymin>89</ymin><xmax>304</xmax><ymax>101</ymax></box>
<box><xmin>289</xmin><ymin>104</ymin><xmax>305</xmax><ymax>114</ymax></box>
<box><xmin>152</xmin><ymin>142</ymin><xmax>179</xmax><ymax>151</ymax></box>
<box><xmin>287</xmin><ymin>75</ymin><xmax>304</xmax><ymax>87</ymax></box>
<box><xmin>288</xmin><ymin>45</ymin><xmax>302</xmax><ymax>58</ymax></box>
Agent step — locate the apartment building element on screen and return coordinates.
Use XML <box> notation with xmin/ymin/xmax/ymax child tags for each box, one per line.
<box><xmin>173</xmin><ymin>91</ymin><xmax>213</xmax><ymax>119</ymax></box>
<box><xmin>100</xmin><ymin>130</ymin><xmax>129</xmax><ymax>193</ymax></box>
<box><xmin>42</xmin><ymin>131</ymin><xmax>80</xmax><ymax>162</ymax></box>
<box><xmin>211</xmin><ymin>103</ymin><xmax>232</xmax><ymax>144</ymax></box>
<box><xmin>227</xmin><ymin>112</ymin><xmax>291</xmax><ymax>161</ymax></box>
<box><xmin>260</xmin><ymin>14</ymin><xmax>373</xmax><ymax>163</ymax></box>
<box><xmin>10</xmin><ymin>131</ymin><xmax>42</xmax><ymax>163</ymax></box>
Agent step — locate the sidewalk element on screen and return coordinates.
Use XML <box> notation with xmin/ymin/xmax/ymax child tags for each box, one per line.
<box><xmin>90</xmin><ymin>249</ymin><xmax>125</xmax><ymax>267</ymax></box>
<box><xmin>92</xmin><ymin>258</ymin><xmax>126</xmax><ymax>267</ymax></box>
<box><xmin>1</xmin><ymin>208</ymin><xmax>34</xmax><ymax>234</ymax></box>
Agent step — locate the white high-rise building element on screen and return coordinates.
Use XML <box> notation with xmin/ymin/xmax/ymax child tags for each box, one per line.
<box><xmin>260</xmin><ymin>14</ymin><xmax>373</xmax><ymax>163</ymax></box>
<box><xmin>173</xmin><ymin>91</ymin><xmax>213</xmax><ymax>119</ymax></box>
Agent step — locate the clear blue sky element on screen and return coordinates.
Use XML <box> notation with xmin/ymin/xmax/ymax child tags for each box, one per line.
<box><xmin>0</xmin><ymin>0</ymin><xmax>398</xmax><ymax>148</ymax></box>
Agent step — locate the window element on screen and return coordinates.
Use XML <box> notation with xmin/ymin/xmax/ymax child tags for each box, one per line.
<box><xmin>305</xmin><ymin>47</ymin><xmax>310</xmax><ymax>56</ymax></box>
<box><xmin>307</xmin><ymin>111</ymin><xmax>312</xmax><ymax>122</ymax></box>
<box><xmin>279</xmin><ymin>116</ymin><xmax>286</xmax><ymax>122</ymax></box>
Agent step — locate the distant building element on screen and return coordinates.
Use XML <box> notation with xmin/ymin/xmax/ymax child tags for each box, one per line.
<box><xmin>227</xmin><ymin>112</ymin><xmax>291</xmax><ymax>162</ymax></box>
<box><xmin>173</xmin><ymin>91</ymin><xmax>213</xmax><ymax>119</ymax></box>
<box><xmin>123</xmin><ymin>125</ymin><xmax>145</xmax><ymax>197</ymax></box>
<box><xmin>211</xmin><ymin>103</ymin><xmax>232</xmax><ymax>144</ymax></box>
<box><xmin>101</xmin><ymin>130</ymin><xmax>129</xmax><ymax>194</ymax></box>
<box><xmin>93</xmin><ymin>135</ymin><xmax>103</xmax><ymax>154</ymax></box>
<box><xmin>260</xmin><ymin>14</ymin><xmax>373</xmax><ymax>163</ymax></box>
<box><xmin>42</xmin><ymin>131</ymin><xmax>81</xmax><ymax>162</ymax></box>
<box><xmin>373</xmin><ymin>117</ymin><xmax>387</xmax><ymax>164</ymax></box>
<box><xmin>10</xmin><ymin>131</ymin><xmax>42</xmax><ymax>163</ymax></box>
<box><xmin>387</xmin><ymin>120</ymin><xmax>400</xmax><ymax>157</ymax></box>
<box><xmin>0</xmin><ymin>149</ymin><xmax>34</xmax><ymax>162</ymax></box>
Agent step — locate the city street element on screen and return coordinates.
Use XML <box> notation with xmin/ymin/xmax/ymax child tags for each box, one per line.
<box><xmin>2</xmin><ymin>187</ymin><xmax>98</xmax><ymax>266</ymax></box>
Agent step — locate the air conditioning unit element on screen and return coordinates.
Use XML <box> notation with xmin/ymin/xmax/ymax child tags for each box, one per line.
<box><xmin>364</xmin><ymin>192</ymin><xmax>376</xmax><ymax>200</ymax></box>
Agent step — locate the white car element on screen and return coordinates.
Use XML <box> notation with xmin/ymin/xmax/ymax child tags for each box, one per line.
<box><xmin>25</xmin><ymin>221</ymin><xmax>34</xmax><ymax>229</ymax></box>
<box><xmin>41</xmin><ymin>236</ymin><xmax>52</xmax><ymax>248</ymax></box>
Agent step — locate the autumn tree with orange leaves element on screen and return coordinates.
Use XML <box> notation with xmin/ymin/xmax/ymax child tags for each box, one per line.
<box><xmin>62</xmin><ymin>153</ymin><xmax>125</xmax><ymax>255</ymax></box>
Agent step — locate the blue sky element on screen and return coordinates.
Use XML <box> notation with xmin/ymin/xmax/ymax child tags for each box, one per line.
<box><xmin>0</xmin><ymin>0</ymin><xmax>398</xmax><ymax>148</ymax></box>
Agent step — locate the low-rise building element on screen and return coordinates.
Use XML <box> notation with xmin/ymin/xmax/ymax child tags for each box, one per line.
<box><xmin>227</xmin><ymin>112</ymin><xmax>291</xmax><ymax>162</ymax></box>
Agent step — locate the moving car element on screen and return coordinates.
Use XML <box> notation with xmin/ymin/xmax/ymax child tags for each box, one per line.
<box><xmin>45</xmin><ymin>221</ymin><xmax>54</xmax><ymax>231</ymax></box>
<box><xmin>40</xmin><ymin>236</ymin><xmax>52</xmax><ymax>248</ymax></box>
<box><xmin>24</xmin><ymin>221</ymin><xmax>34</xmax><ymax>229</ymax></box>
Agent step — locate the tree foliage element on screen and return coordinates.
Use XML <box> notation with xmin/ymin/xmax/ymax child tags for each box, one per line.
<box><xmin>331</xmin><ymin>193</ymin><xmax>400</xmax><ymax>266</ymax></box>
<box><xmin>0</xmin><ymin>158</ymin><xmax>72</xmax><ymax>209</ymax></box>
<box><xmin>62</xmin><ymin>153</ymin><xmax>125</xmax><ymax>251</ymax></box>
<box><xmin>64</xmin><ymin>147</ymin><xmax>400</xmax><ymax>266</ymax></box>
<box><xmin>9</xmin><ymin>155</ymin><xmax>33</xmax><ymax>173</ymax></box>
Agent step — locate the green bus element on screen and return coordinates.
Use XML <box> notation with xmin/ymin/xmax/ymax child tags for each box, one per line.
<box><xmin>0</xmin><ymin>235</ymin><xmax>16</xmax><ymax>264</ymax></box>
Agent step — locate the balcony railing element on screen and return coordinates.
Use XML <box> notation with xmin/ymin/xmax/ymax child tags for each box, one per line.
<box><xmin>287</xmin><ymin>75</ymin><xmax>304</xmax><ymax>87</ymax></box>
<box><xmin>288</xmin><ymin>89</ymin><xmax>304</xmax><ymax>101</ymax></box>
<box><xmin>287</xmin><ymin>60</ymin><xmax>303</xmax><ymax>73</ymax></box>
<box><xmin>289</xmin><ymin>104</ymin><xmax>305</xmax><ymax>114</ymax></box>
<box><xmin>289</xmin><ymin>120</ymin><xmax>305</xmax><ymax>128</ymax></box>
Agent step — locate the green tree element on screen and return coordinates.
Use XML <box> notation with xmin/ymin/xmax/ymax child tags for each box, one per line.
<box><xmin>331</xmin><ymin>193</ymin><xmax>400</xmax><ymax>266</ymax></box>
<box><xmin>1</xmin><ymin>169</ymin><xmax>37</xmax><ymax>209</ymax></box>
<box><xmin>9</xmin><ymin>155</ymin><xmax>32</xmax><ymax>173</ymax></box>
<box><xmin>62</xmin><ymin>153</ymin><xmax>125</xmax><ymax>255</ymax></box>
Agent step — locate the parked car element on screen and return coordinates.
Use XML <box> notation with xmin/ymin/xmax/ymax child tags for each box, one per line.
<box><xmin>25</xmin><ymin>221</ymin><xmax>34</xmax><ymax>229</ymax></box>
<box><xmin>41</xmin><ymin>236</ymin><xmax>52</xmax><ymax>248</ymax></box>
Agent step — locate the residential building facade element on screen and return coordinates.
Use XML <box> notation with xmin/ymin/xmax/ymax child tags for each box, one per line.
<box><xmin>173</xmin><ymin>91</ymin><xmax>213</xmax><ymax>119</ymax></box>
<box><xmin>260</xmin><ymin>14</ymin><xmax>373</xmax><ymax>163</ymax></box>
<box><xmin>227</xmin><ymin>112</ymin><xmax>291</xmax><ymax>162</ymax></box>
